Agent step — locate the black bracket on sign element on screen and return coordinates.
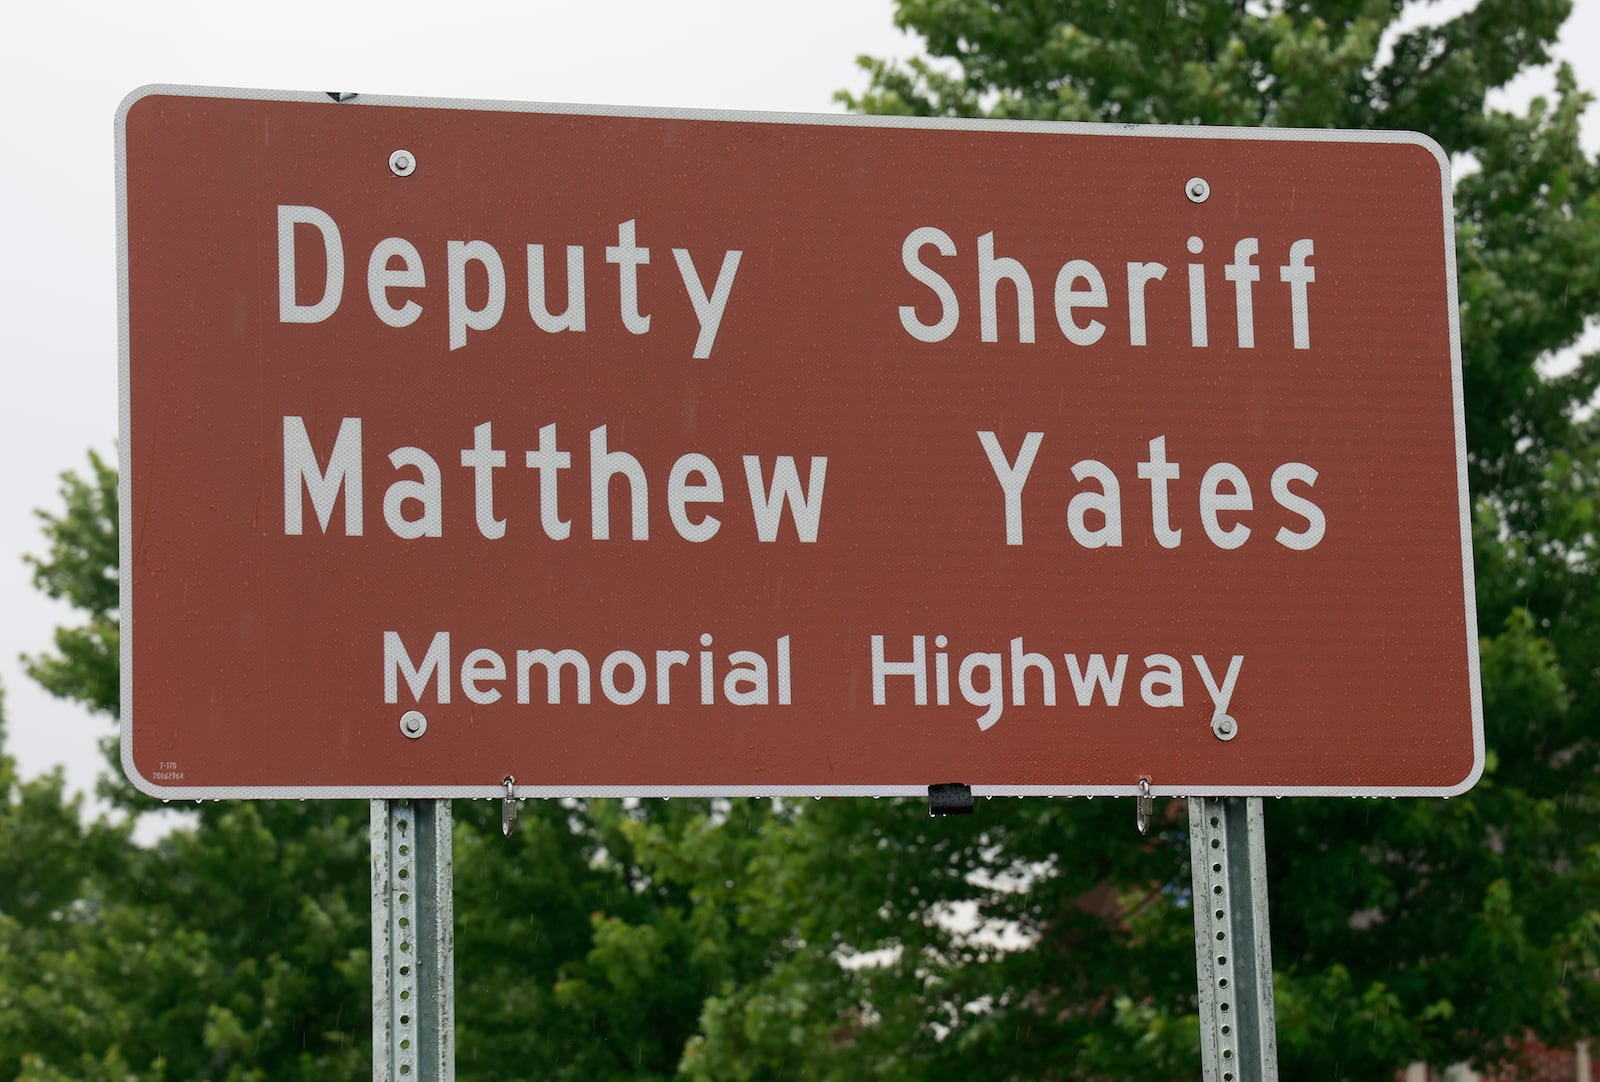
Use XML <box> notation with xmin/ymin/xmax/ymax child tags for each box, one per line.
<box><xmin>928</xmin><ymin>782</ymin><xmax>974</xmax><ymax>817</ymax></box>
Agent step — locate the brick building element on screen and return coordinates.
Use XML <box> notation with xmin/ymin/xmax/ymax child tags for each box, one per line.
<box><xmin>1403</xmin><ymin>1040</ymin><xmax>1592</xmax><ymax>1081</ymax></box>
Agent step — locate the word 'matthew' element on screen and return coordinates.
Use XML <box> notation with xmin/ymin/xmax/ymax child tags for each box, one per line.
<box><xmin>283</xmin><ymin>418</ymin><xmax>827</xmax><ymax>543</ymax></box>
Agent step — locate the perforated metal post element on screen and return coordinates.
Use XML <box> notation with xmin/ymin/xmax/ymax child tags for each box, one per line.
<box><xmin>1190</xmin><ymin>797</ymin><xmax>1278</xmax><ymax>1082</ymax></box>
<box><xmin>372</xmin><ymin>799</ymin><xmax>454</xmax><ymax>1081</ymax></box>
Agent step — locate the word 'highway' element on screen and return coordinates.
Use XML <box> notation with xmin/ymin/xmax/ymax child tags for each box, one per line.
<box><xmin>873</xmin><ymin>634</ymin><xmax>1245</xmax><ymax>731</ymax></box>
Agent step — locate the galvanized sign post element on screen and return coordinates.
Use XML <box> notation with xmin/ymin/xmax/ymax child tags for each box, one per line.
<box><xmin>1191</xmin><ymin>797</ymin><xmax>1278</xmax><ymax>1081</ymax></box>
<box><xmin>371</xmin><ymin>799</ymin><xmax>454</xmax><ymax>1081</ymax></box>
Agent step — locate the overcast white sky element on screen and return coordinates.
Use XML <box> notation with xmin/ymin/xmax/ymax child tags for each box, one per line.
<box><xmin>0</xmin><ymin>0</ymin><xmax>1596</xmax><ymax>805</ymax></box>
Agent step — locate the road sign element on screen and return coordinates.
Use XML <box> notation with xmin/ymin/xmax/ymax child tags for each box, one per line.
<box><xmin>118</xmin><ymin>85</ymin><xmax>1480</xmax><ymax>799</ymax></box>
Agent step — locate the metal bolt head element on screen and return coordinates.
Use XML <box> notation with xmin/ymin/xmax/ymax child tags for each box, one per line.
<box><xmin>1186</xmin><ymin>176</ymin><xmax>1210</xmax><ymax>203</ymax></box>
<box><xmin>400</xmin><ymin>710</ymin><xmax>428</xmax><ymax>739</ymax></box>
<box><xmin>1211</xmin><ymin>713</ymin><xmax>1238</xmax><ymax>742</ymax></box>
<box><xmin>389</xmin><ymin>149</ymin><xmax>417</xmax><ymax>178</ymax></box>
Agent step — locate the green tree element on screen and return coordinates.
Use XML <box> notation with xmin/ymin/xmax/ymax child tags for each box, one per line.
<box><xmin>23</xmin><ymin>451</ymin><xmax>118</xmax><ymax>726</ymax></box>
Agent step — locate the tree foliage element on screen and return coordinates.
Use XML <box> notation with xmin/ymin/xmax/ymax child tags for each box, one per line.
<box><xmin>23</xmin><ymin>450</ymin><xmax>118</xmax><ymax>723</ymax></box>
<box><xmin>5</xmin><ymin>2</ymin><xmax>1600</xmax><ymax>1079</ymax></box>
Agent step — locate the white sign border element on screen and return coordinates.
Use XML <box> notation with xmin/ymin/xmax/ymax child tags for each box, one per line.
<box><xmin>116</xmin><ymin>83</ymin><xmax>1482</xmax><ymax>802</ymax></box>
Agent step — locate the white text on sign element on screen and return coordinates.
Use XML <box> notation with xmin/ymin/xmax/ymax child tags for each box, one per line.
<box><xmin>277</xmin><ymin>207</ymin><xmax>743</xmax><ymax>359</ymax></box>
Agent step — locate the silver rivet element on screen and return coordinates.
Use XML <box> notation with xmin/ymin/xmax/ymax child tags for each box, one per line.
<box><xmin>400</xmin><ymin>710</ymin><xmax>428</xmax><ymax>739</ymax></box>
<box><xmin>389</xmin><ymin>149</ymin><xmax>417</xmax><ymax>178</ymax></box>
<box><xmin>1186</xmin><ymin>176</ymin><xmax>1210</xmax><ymax>203</ymax></box>
<box><xmin>1211</xmin><ymin>714</ymin><xmax>1238</xmax><ymax>741</ymax></box>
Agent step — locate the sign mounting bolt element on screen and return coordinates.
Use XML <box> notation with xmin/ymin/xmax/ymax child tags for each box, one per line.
<box><xmin>502</xmin><ymin>776</ymin><xmax>519</xmax><ymax>837</ymax></box>
<box><xmin>1211</xmin><ymin>713</ymin><xmax>1238</xmax><ymax>742</ymax></box>
<box><xmin>1136</xmin><ymin>778</ymin><xmax>1154</xmax><ymax>835</ymax></box>
<box><xmin>1186</xmin><ymin>176</ymin><xmax>1210</xmax><ymax>203</ymax></box>
<box><xmin>400</xmin><ymin>710</ymin><xmax>428</xmax><ymax>739</ymax></box>
<box><xmin>389</xmin><ymin>149</ymin><xmax>417</xmax><ymax>177</ymax></box>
